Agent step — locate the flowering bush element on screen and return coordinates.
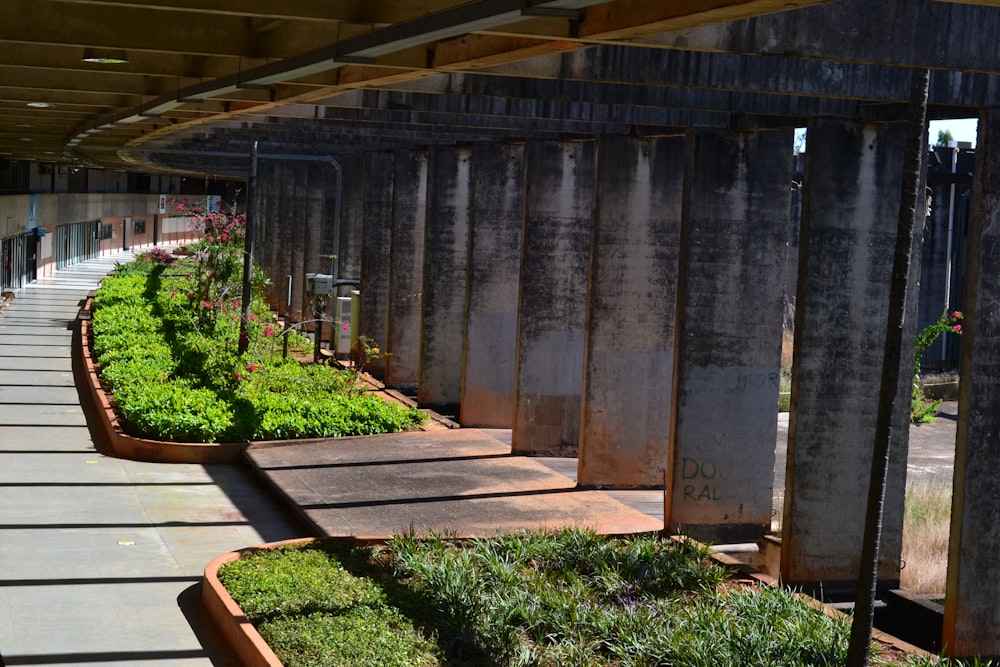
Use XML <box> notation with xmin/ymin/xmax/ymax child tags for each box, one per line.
<box><xmin>911</xmin><ymin>310</ymin><xmax>963</xmax><ymax>423</ymax></box>
<box><xmin>185</xmin><ymin>206</ymin><xmax>247</xmax><ymax>334</ymax></box>
<box><xmin>137</xmin><ymin>246</ymin><xmax>175</xmax><ymax>265</ymax></box>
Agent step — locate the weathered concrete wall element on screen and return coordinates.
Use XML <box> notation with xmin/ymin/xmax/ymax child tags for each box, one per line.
<box><xmin>461</xmin><ymin>142</ymin><xmax>526</xmax><ymax>427</ymax></box>
<box><xmin>782</xmin><ymin>119</ymin><xmax>915</xmax><ymax>591</ymax></box>
<box><xmin>666</xmin><ymin>128</ymin><xmax>792</xmax><ymax>542</ymax></box>
<box><xmin>944</xmin><ymin>107</ymin><xmax>1000</xmax><ymax>660</ymax></box>
<box><xmin>577</xmin><ymin>135</ymin><xmax>683</xmax><ymax>488</ymax></box>
<box><xmin>385</xmin><ymin>149</ymin><xmax>428</xmax><ymax>390</ymax></box>
<box><xmin>359</xmin><ymin>151</ymin><xmax>395</xmax><ymax>379</ymax></box>
<box><xmin>512</xmin><ymin>140</ymin><xmax>594</xmax><ymax>456</ymax></box>
<box><xmin>418</xmin><ymin>146</ymin><xmax>472</xmax><ymax>407</ymax></box>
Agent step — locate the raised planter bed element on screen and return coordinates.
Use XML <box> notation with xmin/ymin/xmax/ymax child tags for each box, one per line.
<box><xmin>76</xmin><ymin>308</ymin><xmax>246</xmax><ymax>463</ymax></box>
<box><xmin>203</xmin><ymin>536</ymin><xmax>932</xmax><ymax>667</ymax></box>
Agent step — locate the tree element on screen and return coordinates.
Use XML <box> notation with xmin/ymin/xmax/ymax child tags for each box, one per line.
<box><xmin>936</xmin><ymin>128</ymin><xmax>954</xmax><ymax>147</ymax></box>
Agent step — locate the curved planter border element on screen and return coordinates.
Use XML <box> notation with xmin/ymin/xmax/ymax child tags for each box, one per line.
<box><xmin>76</xmin><ymin>298</ymin><xmax>451</xmax><ymax>464</ymax></box>
<box><xmin>205</xmin><ymin>536</ymin><xmax>932</xmax><ymax>667</ymax></box>
<box><xmin>77</xmin><ymin>311</ymin><xmax>247</xmax><ymax>463</ymax></box>
<box><xmin>203</xmin><ymin>538</ymin><xmax>317</xmax><ymax>667</ymax></box>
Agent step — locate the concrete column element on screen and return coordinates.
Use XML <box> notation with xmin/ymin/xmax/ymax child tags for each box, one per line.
<box><xmin>304</xmin><ymin>163</ymin><xmax>330</xmax><ymax>345</ymax></box>
<box><xmin>257</xmin><ymin>161</ymin><xmax>280</xmax><ymax>311</ymax></box>
<box><xmin>943</xmin><ymin>107</ymin><xmax>1000</xmax><ymax>659</ymax></box>
<box><xmin>512</xmin><ymin>140</ymin><xmax>594</xmax><ymax>456</ymax></box>
<box><xmin>665</xmin><ymin>128</ymin><xmax>792</xmax><ymax>543</ymax></box>
<box><xmin>418</xmin><ymin>145</ymin><xmax>472</xmax><ymax>408</ymax></box>
<box><xmin>288</xmin><ymin>162</ymin><xmax>310</xmax><ymax>325</ymax></box>
<box><xmin>461</xmin><ymin>142</ymin><xmax>526</xmax><ymax>427</ymax></box>
<box><xmin>359</xmin><ymin>151</ymin><xmax>395</xmax><ymax>379</ymax></box>
<box><xmin>268</xmin><ymin>161</ymin><xmax>294</xmax><ymax>322</ymax></box>
<box><xmin>782</xmin><ymin>119</ymin><xmax>917</xmax><ymax>593</ymax></box>
<box><xmin>336</xmin><ymin>152</ymin><xmax>365</xmax><ymax>285</ymax></box>
<box><xmin>385</xmin><ymin>149</ymin><xmax>428</xmax><ymax>390</ymax></box>
<box><xmin>577</xmin><ymin>135</ymin><xmax>683</xmax><ymax>488</ymax></box>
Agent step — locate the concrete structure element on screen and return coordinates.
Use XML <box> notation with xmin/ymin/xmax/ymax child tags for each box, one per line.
<box><xmin>667</xmin><ymin>128</ymin><xmax>792</xmax><ymax>542</ymax></box>
<box><xmin>9</xmin><ymin>0</ymin><xmax>1000</xmax><ymax>657</ymax></box>
<box><xmin>783</xmin><ymin>120</ymin><xmax>919</xmax><ymax>594</ymax></box>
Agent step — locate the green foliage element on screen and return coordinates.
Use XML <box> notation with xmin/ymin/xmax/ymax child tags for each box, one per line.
<box><xmin>220</xmin><ymin>529</ymin><xmax>926</xmax><ymax>667</ymax></box>
<box><xmin>936</xmin><ymin>129</ymin><xmax>955</xmax><ymax>147</ymax></box>
<box><xmin>117</xmin><ymin>380</ymin><xmax>233</xmax><ymax>442</ymax></box>
<box><xmin>91</xmin><ymin>254</ymin><xmax>425</xmax><ymax>443</ymax></box>
<box><xmin>911</xmin><ymin>310</ymin><xmax>963</xmax><ymax>423</ymax></box>
<box><xmin>219</xmin><ymin>543</ymin><xmax>441</xmax><ymax>667</ymax></box>
<box><xmin>258</xmin><ymin>608</ymin><xmax>440</xmax><ymax>667</ymax></box>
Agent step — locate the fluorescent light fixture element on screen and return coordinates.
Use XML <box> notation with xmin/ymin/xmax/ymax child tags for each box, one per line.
<box><xmin>27</xmin><ymin>102</ymin><xmax>54</xmax><ymax>108</ymax></box>
<box><xmin>81</xmin><ymin>48</ymin><xmax>129</xmax><ymax>64</ymax></box>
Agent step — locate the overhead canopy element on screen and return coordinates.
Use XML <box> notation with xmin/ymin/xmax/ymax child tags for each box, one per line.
<box><xmin>0</xmin><ymin>0</ymin><xmax>989</xmax><ymax>174</ymax></box>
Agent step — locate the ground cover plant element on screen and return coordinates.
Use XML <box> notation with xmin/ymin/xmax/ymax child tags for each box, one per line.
<box><xmin>218</xmin><ymin>528</ymin><xmax>944</xmax><ymax>667</ymax></box>
<box><xmin>90</xmin><ymin>211</ymin><xmax>424</xmax><ymax>442</ymax></box>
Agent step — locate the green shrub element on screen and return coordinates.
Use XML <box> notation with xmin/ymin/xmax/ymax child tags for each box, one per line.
<box><xmin>91</xmin><ymin>255</ymin><xmax>425</xmax><ymax>443</ymax></box>
<box><xmin>117</xmin><ymin>380</ymin><xmax>233</xmax><ymax>442</ymax></box>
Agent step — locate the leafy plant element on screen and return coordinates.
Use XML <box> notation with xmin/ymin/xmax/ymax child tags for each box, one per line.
<box><xmin>91</xmin><ymin>254</ymin><xmax>425</xmax><ymax>443</ymax></box>
<box><xmin>911</xmin><ymin>310</ymin><xmax>962</xmax><ymax>423</ymax></box>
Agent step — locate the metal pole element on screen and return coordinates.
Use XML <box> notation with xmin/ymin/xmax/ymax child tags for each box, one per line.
<box><xmin>846</xmin><ymin>66</ymin><xmax>930</xmax><ymax>667</ymax></box>
<box><xmin>237</xmin><ymin>140</ymin><xmax>258</xmax><ymax>356</ymax></box>
<box><xmin>282</xmin><ymin>274</ymin><xmax>291</xmax><ymax>359</ymax></box>
<box><xmin>942</xmin><ymin>145</ymin><xmax>958</xmax><ymax>362</ymax></box>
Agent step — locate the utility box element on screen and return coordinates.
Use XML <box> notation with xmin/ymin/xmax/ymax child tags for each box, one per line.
<box><xmin>334</xmin><ymin>296</ymin><xmax>352</xmax><ymax>355</ymax></box>
<box><xmin>305</xmin><ymin>273</ymin><xmax>335</xmax><ymax>296</ymax></box>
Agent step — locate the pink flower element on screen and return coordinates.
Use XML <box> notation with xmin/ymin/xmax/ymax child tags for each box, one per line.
<box><xmin>215</xmin><ymin>300</ymin><xmax>222</xmax><ymax>308</ymax></box>
<box><xmin>176</xmin><ymin>204</ymin><xmax>185</xmax><ymax>212</ymax></box>
<box><xmin>953</xmin><ymin>324</ymin><xmax>963</xmax><ymax>333</ymax></box>
<box><xmin>247</xmin><ymin>365</ymin><xmax>258</xmax><ymax>373</ymax></box>
<box><xmin>206</xmin><ymin>236</ymin><xmax>214</xmax><ymax>244</ymax></box>
<box><xmin>235</xmin><ymin>372</ymin><xmax>243</xmax><ymax>380</ymax></box>
<box><xmin>170</xmin><ymin>291</ymin><xmax>177</xmax><ymax>298</ymax></box>
<box><xmin>203</xmin><ymin>300</ymin><xmax>212</xmax><ymax>308</ymax></box>
<box><xmin>264</xmin><ymin>325</ymin><xmax>274</xmax><ymax>337</ymax></box>
<box><xmin>232</xmin><ymin>299</ymin><xmax>239</xmax><ymax>308</ymax></box>
<box><xmin>248</xmin><ymin>314</ymin><xmax>256</xmax><ymax>322</ymax></box>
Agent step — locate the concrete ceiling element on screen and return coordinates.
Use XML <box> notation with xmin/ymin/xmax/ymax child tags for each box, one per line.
<box><xmin>0</xmin><ymin>0</ymin><xmax>986</xmax><ymax>174</ymax></box>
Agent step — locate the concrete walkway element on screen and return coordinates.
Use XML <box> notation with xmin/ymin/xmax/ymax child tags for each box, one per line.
<box><xmin>0</xmin><ymin>251</ymin><xmax>303</xmax><ymax>667</ymax></box>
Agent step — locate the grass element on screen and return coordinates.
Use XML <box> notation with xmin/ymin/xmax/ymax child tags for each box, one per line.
<box><xmin>219</xmin><ymin>528</ymin><xmax>941</xmax><ymax>667</ymax></box>
<box><xmin>900</xmin><ymin>476</ymin><xmax>952</xmax><ymax>595</ymax></box>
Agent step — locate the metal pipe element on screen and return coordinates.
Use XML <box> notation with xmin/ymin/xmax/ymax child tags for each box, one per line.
<box><xmin>237</xmin><ymin>140</ymin><xmax>258</xmax><ymax>356</ymax></box>
<box><xmin>942</xmin><ymin>144</ymin><xmax>958</xmax><ymax>362</ymax></box>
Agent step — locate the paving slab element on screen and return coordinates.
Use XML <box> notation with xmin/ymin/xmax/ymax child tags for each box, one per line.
<box><xmin>246</xmin><ymin>429</ymin><xmax>663</xmax><ymax>539</ymax></box>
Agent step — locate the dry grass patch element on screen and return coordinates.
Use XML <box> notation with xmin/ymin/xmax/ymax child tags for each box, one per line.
<box><xmin>900</xmin><ymin>476</ymin><xmax>951</xmax><ymax>595</ymax></box>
